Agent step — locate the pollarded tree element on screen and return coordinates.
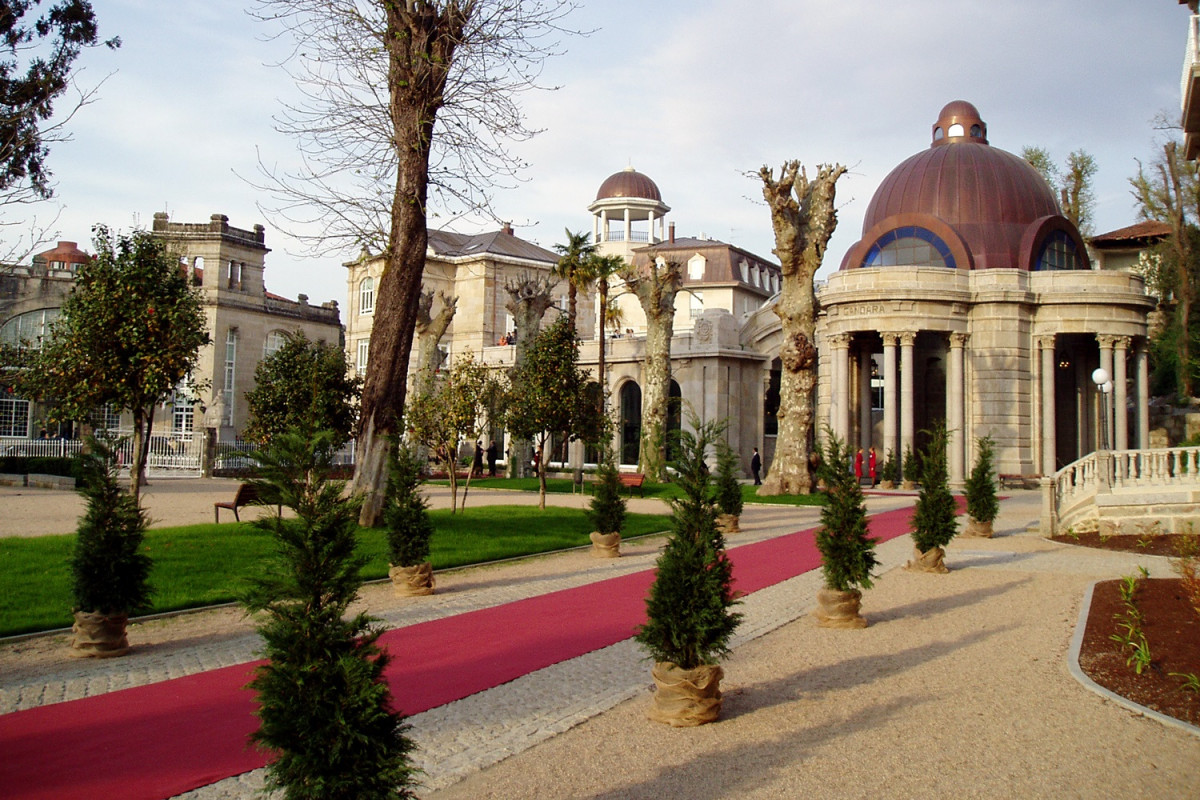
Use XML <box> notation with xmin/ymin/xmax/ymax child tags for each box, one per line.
<box><xmin>756</xmin><ymin>161</ymin><xmax>847</xmax><ymax>496</ymax></box>
<box><xmin>506</xmin><ymin>315</ymin><xmax>598</xmax><ymax>508</ymax></box>
<box><xmin>244</xmin><ymin>330</ymin><xmax>361</xmax><ymax>447</ymax></box>
<box><xmin>20</xmin><ymin>226</ymin><xmax>210</xmax><ymax>501</ymax></box>
<box><xmin>621</xmin><ymin>257</ymin><xmax>683</xmax><ymax>481</ymax></box>
<box><xmin>414</xmin><ymin>288</ymin><xmax>457</xmax><ymax>376</ymax></box>
<box><xmin>503</xmin><ymin>272</ymin><xmax>557</xmax><ymax>478</ymax></box>
<box><xmin>588</xmin><ymin>253</ymin><xmax>626</xmax><ymax>412</ymax></box>
<box><xmin>405</xmin><ymin>352</ymin><xmax>498</xmax><ymax>513</ymax></box>
<box><xmin>249</xmin><ymin>1</ymin><xmax>578</xmax><ymax>526</ymax></box>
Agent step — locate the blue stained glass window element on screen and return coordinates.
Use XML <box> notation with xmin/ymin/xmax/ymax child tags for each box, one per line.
<box><xmin>1035</xmin><ymin>231</ymin><xmax>1084</xmax><ymax>271</ymax></box>
<box><xmin>861</xmin><ymin>227</ymin><xmax>955</xmax><ymax>269</ymax></box>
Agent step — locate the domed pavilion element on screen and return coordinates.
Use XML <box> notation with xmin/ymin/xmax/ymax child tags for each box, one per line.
<box><xmin>816</xmin><ymin>101</ymin><xmax>1155</xmax><ymax>482</ymax></box>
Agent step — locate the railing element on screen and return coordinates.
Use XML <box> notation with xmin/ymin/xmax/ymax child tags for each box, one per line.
<box><xmin>1047</xmin><ymin>446</ymin><xmax>1200</xmax><ymax>534</ymax></box>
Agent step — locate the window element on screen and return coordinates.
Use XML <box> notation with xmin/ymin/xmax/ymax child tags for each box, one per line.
<box><xmin>690</xmin><ymin>291</ymin><xmax>704</xmax><ymax>319</ymax></box>
<box><xmin>357</xmin><ymin>338</ymin><xmax>370</xmax><ymax>371</ymax></box>
<box><xmin>688</xmin><ymin>254</ymin><xmax>706</xmax><ymax>280</ymax></box>
<box><xmin>359</xmin><ymin>276</ymin><xmax>375</xmax><ymax>314</ymax></box>
<box><xmin>0</xmin><ymin>398</ymin><xmax>30</xmax><ymax>437</ymax></box>
<box><xmin>173</xmin><ymin>395</ymin><xmax>194</xmax><ymax>437</ymax></box>
<box><xmin>223</xmin><ymin>329</ymin><xmax>238</xmax><ymax>426</ymax></box>
<box><xmin>862</xmin><ymin>227</ymin><xmax>956</xmax><ymax>269</ymax></box>
<box><xmin>92</xmin><ymin>404</ymin><xmax>121</xmax><ymax>431</ymax></box>
<box><xmin>0</xmin><ymin>308</ymin><xmax>60</xmax><ymax>348</ymax></box>
<box><xmin>227</xmin><ymin>261</ymin><xmax>241</xmax><ymax>289</ymax></box>
<box><xmin>1035</xmin><ymin>231</ymin><xmax>1084</xmax><ymax>271</ymax></box>
<box><xmin>948</xmin><ymin>123</ymin><xmax>965</xmax><ymax>137</ymax></box>
<box><xmin>263</xmin><ymin>331</ymin><xmax>287</xmax><ymax>358</ymax></box>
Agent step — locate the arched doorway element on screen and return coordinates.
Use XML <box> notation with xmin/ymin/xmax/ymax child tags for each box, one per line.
<box><xmin>666</xmin><ymin>379</ymin><xmax>682</xmax><ymax>462</ymax></box>
<box><xmin>619</xmin><ymin>381</ymin><xmax>641</xmax><ymax>466</ymax></box>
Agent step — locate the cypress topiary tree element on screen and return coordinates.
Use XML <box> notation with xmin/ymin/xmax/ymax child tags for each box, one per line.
<box><xmin>587</xmin><ymin>453</ymin><xmax>627</xmax><ymax>557</ymax></box>
<box><xmin>908</xmin><ymin>421</ymin><xmax>957</xmax><ymax>572</ymax></box>
<box><xmin>69</xmin><ymin>434</ymin><xmax>153</xmax><ymax>657</ymax></box>
<box><xmin>244</xmin><ymin>430</ymin><xmax>417</xmax><ymax>799</ymax></box>
<box><xmin>964</xmin><ymin>434</ymin><xmax>999</xmax><ymax>537</ymax></box>
<box><xmin>636</xmin><ymin>418</ymin><xmax>741</xmax><ymax>726</ymax></box>
<box><xmin>382</xmin><ymin>444</ymin><xmax>436</xmax><ymax>594</ymax></box>
<box><xmin>713</xmin><ymin>437</ymin><xmax>744</xmax><ymax>533</ymax></box>
<box><xmin>814</xmin><ymin>430</ymin><xmax>879</xmax><ymax>594</ymax></box>
<box><xmin>902</xmin><ymin>444</ymin><xmax>920</xmax><ymax>488</ymax></box>
<box><xmin>879</xmin><ymin>448</ymin><xmax>898</xmax><ymax>487</ymax></box>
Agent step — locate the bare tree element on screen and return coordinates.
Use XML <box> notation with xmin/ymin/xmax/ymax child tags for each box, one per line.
<box><xmin>756</xmin><ymin>161</ymin><xmax>847</xmax><ymax>496</ymax></box>
<box><xmin>1021</xmin><ymin>145</ymin><xmax>1098</xmax><ymax>235</ymax></box>
<box><xmin>621</xmin><ymin>257</ymin><xmax>682</xmax><ymax>481</ymax></box>
<box><xmin>250</xmin><ymin>1</ymin><xmax>578</xmax><ymax>524</ymax></box>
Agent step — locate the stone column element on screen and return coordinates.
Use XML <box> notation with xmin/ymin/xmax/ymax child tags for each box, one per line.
<box><xmin>829</xmin><ymin>333</ymin><xmax>850</xmax><ymax>444</ymax></box>
<box><xmin>1113</xmin><ymin>336</ymin><xmax>1129</xmax><ymax>451</ymax></box>
<box><xmin>600</xmin><ymin>210</ymin><xmax>608</xmax><ymax>242</ymax></box>
<box><xmin>1135</xmin><ymin>340</ymin><xmax>1150</xmax><ymax>449</ymax></box>
<box><xmin>1098</xmin><ymin>334</ymin><xmax>1116</xmax><ymax>451</ymax></box>
<box><xmin>1038</xmin><ymin>335</ymin><xmax>1056</xmax><ymax>475</ymax></box>
<box><xmin>949</xmin><ymin>332</ymin><xmax>968</xmax><ymax>485</ymax></box>
<box><xmin>883</xmin><ymin>333</ymin><xmax>899</xmax><ymax>463</ymax></box>
<box><xmin>623</xmin><ymin>208</ymin><xmax>631</xmax><ymax>243</ymax></box>
<box><xmin>900</xmin><ymin>331</ymin><xmax>916</xmax><ymax>463</ymax></box>
<box><xmin>858</xmin><ymin>347</ymin><xmax>873</xmax><ymax>453</ymax></box>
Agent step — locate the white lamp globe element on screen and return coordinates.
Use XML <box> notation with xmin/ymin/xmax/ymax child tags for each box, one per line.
<box><xmin>1091</xmin><ymin>367</ymin><xmax>1110</xmax><ymax>386</ymax></box>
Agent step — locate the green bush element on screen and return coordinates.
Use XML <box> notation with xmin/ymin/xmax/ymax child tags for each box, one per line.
<box><xmin>244</xmin><ymin>430</ymin><xmax>417</xmax><ymax>799</ymax></box>
<box><xmin>71</xmin><ymin>437</ymin><xmax>152</xmax><ymax>615</ymax></box>
<box><xmin>0</xmin><ymin>456</ymin><xmax>79</xmax><ymax>479</ymax></box>
<box><xmin>965</xmin><ymin>435</ymin><xmax>999</xmax><ymax>524</ymax></box>
<box><xmin>382</xmin><ymin>445</ymin><xmax>434</xmax><ymax>567</ymax></box>
<box><xmin>636</xmin><ymin>419</ymin><xmax>741</xmax><ymax>669</ymax></box>
<box><xmin>815</xmin><ymin>431</ymin><xmax>879</xmax><ymax>592</ymax></box>
<box><xmin>910</xmin><ymin>422</ymin><xmax>958</xmax><ymax>552</ymax></box>
<box><xmin>588</xmin><ymin>457</ymin><xmax>626</xmax><ymax>535</ymax></box>
<box><xmin>713</xmin><ymin>439</ymin><xmax>744</xmax><ymax>517</ymax></box>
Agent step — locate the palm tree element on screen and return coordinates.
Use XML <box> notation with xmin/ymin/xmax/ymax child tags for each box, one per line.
<box><xmin>589</xmin><ymin>254</ymin><xmax>627</xmax><ymax>416</ymax></box>
<box><xmin>552</xmin><ymin>228</ymin><xmax>596</xmax><ymax>334</ymax></box>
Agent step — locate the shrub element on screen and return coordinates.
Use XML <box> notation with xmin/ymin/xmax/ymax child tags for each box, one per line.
<box><xmin>636</xmin><ymin>419</ymin><xmax>741</xmax><ymax>669</ymax></box>
<box><xmin>964</xmin><ymin>435</ymin><xmax>999</xmax><ymax>523</ymax></box>
<box><xmin>910</xmin><ymin>421</ymin><xmax>958</xmax><ymax>553</ymax></box>
<box><xmin>588</xmin><ymin>456</ymin><xmax>626</xmax><ymax>535</ymax></box>
<box><xmin>70</xmin><ymin>436</ymin><xmax>152</xmax><ymax>615</ymax></box>
<box><xmin>712</xmin><ymin>438</ymin><xmax>744</xmax><ymax>518</ymax></box>
<box><xmin>815</xmin><ymin>430</ymin><xmax>879</xmax><ymax>592</ymax></box>
<box><xmin>902</xmin><ymin>445</ymin><xmax>920</xmax><ymax>484</ymax></box>
<box><xmin>244</xmin><ymin>430</ymin><xmax>417</xmax><ymax>799</ymax></box>
<box><xmin>382</xmin><ymin>445</ymin><xmax>434</xmax><ymax>567</ymax></box>
<box><xmin>1173</xmin><ymin>534</ymin><xmax>1200</xmax><ymax>619</ymax></box>
<box><xmin>879</xmin><ymin>449</ymin><xmax>898</xmax><ymax>484</ymax></box>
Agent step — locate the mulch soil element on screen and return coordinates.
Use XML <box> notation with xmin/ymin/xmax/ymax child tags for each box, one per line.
<box><xmin>1052</xmin><ymin>533</ymin><xmax>1200</xmax><ymax>726</ymax></box>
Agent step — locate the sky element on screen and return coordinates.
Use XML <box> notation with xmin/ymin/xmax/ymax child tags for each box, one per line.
<box><xmin>15</xmin><ymin>0</ymin><xmax>1196</xmax><ymax>310</ymax></box>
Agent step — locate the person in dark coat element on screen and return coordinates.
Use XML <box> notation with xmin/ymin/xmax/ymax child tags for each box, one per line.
<box><xmin>472</xmin><ymin>441</ymin><xmax>484</xmax><ymax>477</ymax></box>
<box><xmin>486</xmin><ymin>441</ymin><xmax>498</xmax><ymax>477</ymax></box>
<box><xmin>750</xmin><ymin>447</ymin><xmax>761</xmax><ymax>485</ymax></box>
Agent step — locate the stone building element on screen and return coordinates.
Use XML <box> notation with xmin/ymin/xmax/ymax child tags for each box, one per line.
<box><xmin>150</xmin><ymin>213</ymin><xmax>342</xmax><ymax>440</ymax></box>
<box><xmin>815</xmin><ymin>101</ymin><xmax>1155</xmax><ymax>483</ymax></box>
<box><xmin>0</xmin><ymin>216</ymin><xmax>342</xmax><ymax>443</ymax></box>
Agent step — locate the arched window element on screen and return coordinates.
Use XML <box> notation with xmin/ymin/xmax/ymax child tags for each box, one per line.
<box><xmin>948</xmin><ymin>123</ymin><xmax>965</xmax><ymax>137</ymax></box>
<box><xmin>263</xmin><ymin>330</ymin><xmax>288</xmax><ymax>358</ymax></box>
<box><xmin>619</xmin><ymin>381</ymin><xmax>641</xmax><ymax>466</ymax></box>
<box><xmin>0</xmin><ymin>307</ymin><xmax>60</xmax><ymax>348</ymax></box>
<box><xmin>359</xmin><ymin>276</ymin><xmax>375</xmax><ymax>314</ymax></box>
<box><xmin>862</xmin><ymin>227</ymin><xmax>956</xmax><ymax>269</ymax></box>
<box><xmin>1035</xmin><ymin>231</ymin><xmax>1085</xmax><ymax>271</ymax></box>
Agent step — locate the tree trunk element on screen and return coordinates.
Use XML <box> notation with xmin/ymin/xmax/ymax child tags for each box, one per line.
<box><xmin>597</xmin><ymin>280</ymin><xmax>608</xmax><ymax>418</ymax></box>
<box><xmin>351</xmin><ymin>4</ymin><xmax>465</xmax><ymax>526</ymax></box>
<box><xmin>626</xmin><ymin>261</ymin><xmax>681</xmax><ymax>481</ymax></box>
<box><xmin>415</xmin><ymin>290</ymin><xmax>457</xmax><ymax>376</ymax></box>
<box><xmin>756</xmin><ymin>161</ymin><xmax>846</xmax><ymax>496</ymax></box>
<box><xmin>504</xmin><ymin>275</ymin><xmax>555</xmax><ymax>479</ymax></box>
<box><xmin>1165</xmin><ymin>142</ymin><xmax>1195</xmax><ymax>399</ymax></box>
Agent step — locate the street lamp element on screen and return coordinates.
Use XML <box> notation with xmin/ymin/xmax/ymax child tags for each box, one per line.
<box><xmin>1091</xmin><ymin>368</ymin><xmax>1113</xmax><ymax>451</ymax></box>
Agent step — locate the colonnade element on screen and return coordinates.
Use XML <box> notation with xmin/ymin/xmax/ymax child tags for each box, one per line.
<box><xmin>827</xmin><ymin>330</ymin><xmax>1150</xmax><ymax>485</ymax></box>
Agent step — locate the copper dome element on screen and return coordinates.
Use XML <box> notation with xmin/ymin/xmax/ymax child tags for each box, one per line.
<box><xmin>843</xmin><ymin>102</ymin><xmax>1085</xmax><ymax>271</ymax></box>
<box><xmin>595</xmin><ymin>167</ymin><xmax>662</xmax><ymax>202</ymax></box>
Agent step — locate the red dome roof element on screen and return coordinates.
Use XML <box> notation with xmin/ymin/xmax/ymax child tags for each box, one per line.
<box><xmin>595</xmin><ymin>167</ymin><xmax>662</xmax><ymax>202</ymax></box>
<box><xmin>844</xmin><ymin>102</ymin><xmax>1078</xmax><ymax>271</ymax></box>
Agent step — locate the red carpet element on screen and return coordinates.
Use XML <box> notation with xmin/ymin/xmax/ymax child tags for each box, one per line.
<box><xmin>0</xmin><ymin>504</ymin><xmax>928</xmax><ymax>800</ymax></box>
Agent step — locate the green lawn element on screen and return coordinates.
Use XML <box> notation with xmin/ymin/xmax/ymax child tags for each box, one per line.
<box><xmin>0</xmin><ymin>505</ymin><xmax>673</xmax><ymax>637</ymax></box>
<box><xmin>439</xmin><ymin>477</ymin><xmax>827</xmax><ymax>507</ymax></box>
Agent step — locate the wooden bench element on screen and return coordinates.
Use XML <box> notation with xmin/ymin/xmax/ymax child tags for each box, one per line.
<box><xmin>214</xmin><ymin>482</ymin><xmax>272</xmax><ymax>523</ymax></box>
<box><xmin>998</xmin><ymin>473</ymin><xmax>1042</xmax><ymax>490</ymax></box>
<box><xmin>616</xmin><ymin>472</ymin><xmax>645</xmax><ymax>497</ymax></box>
